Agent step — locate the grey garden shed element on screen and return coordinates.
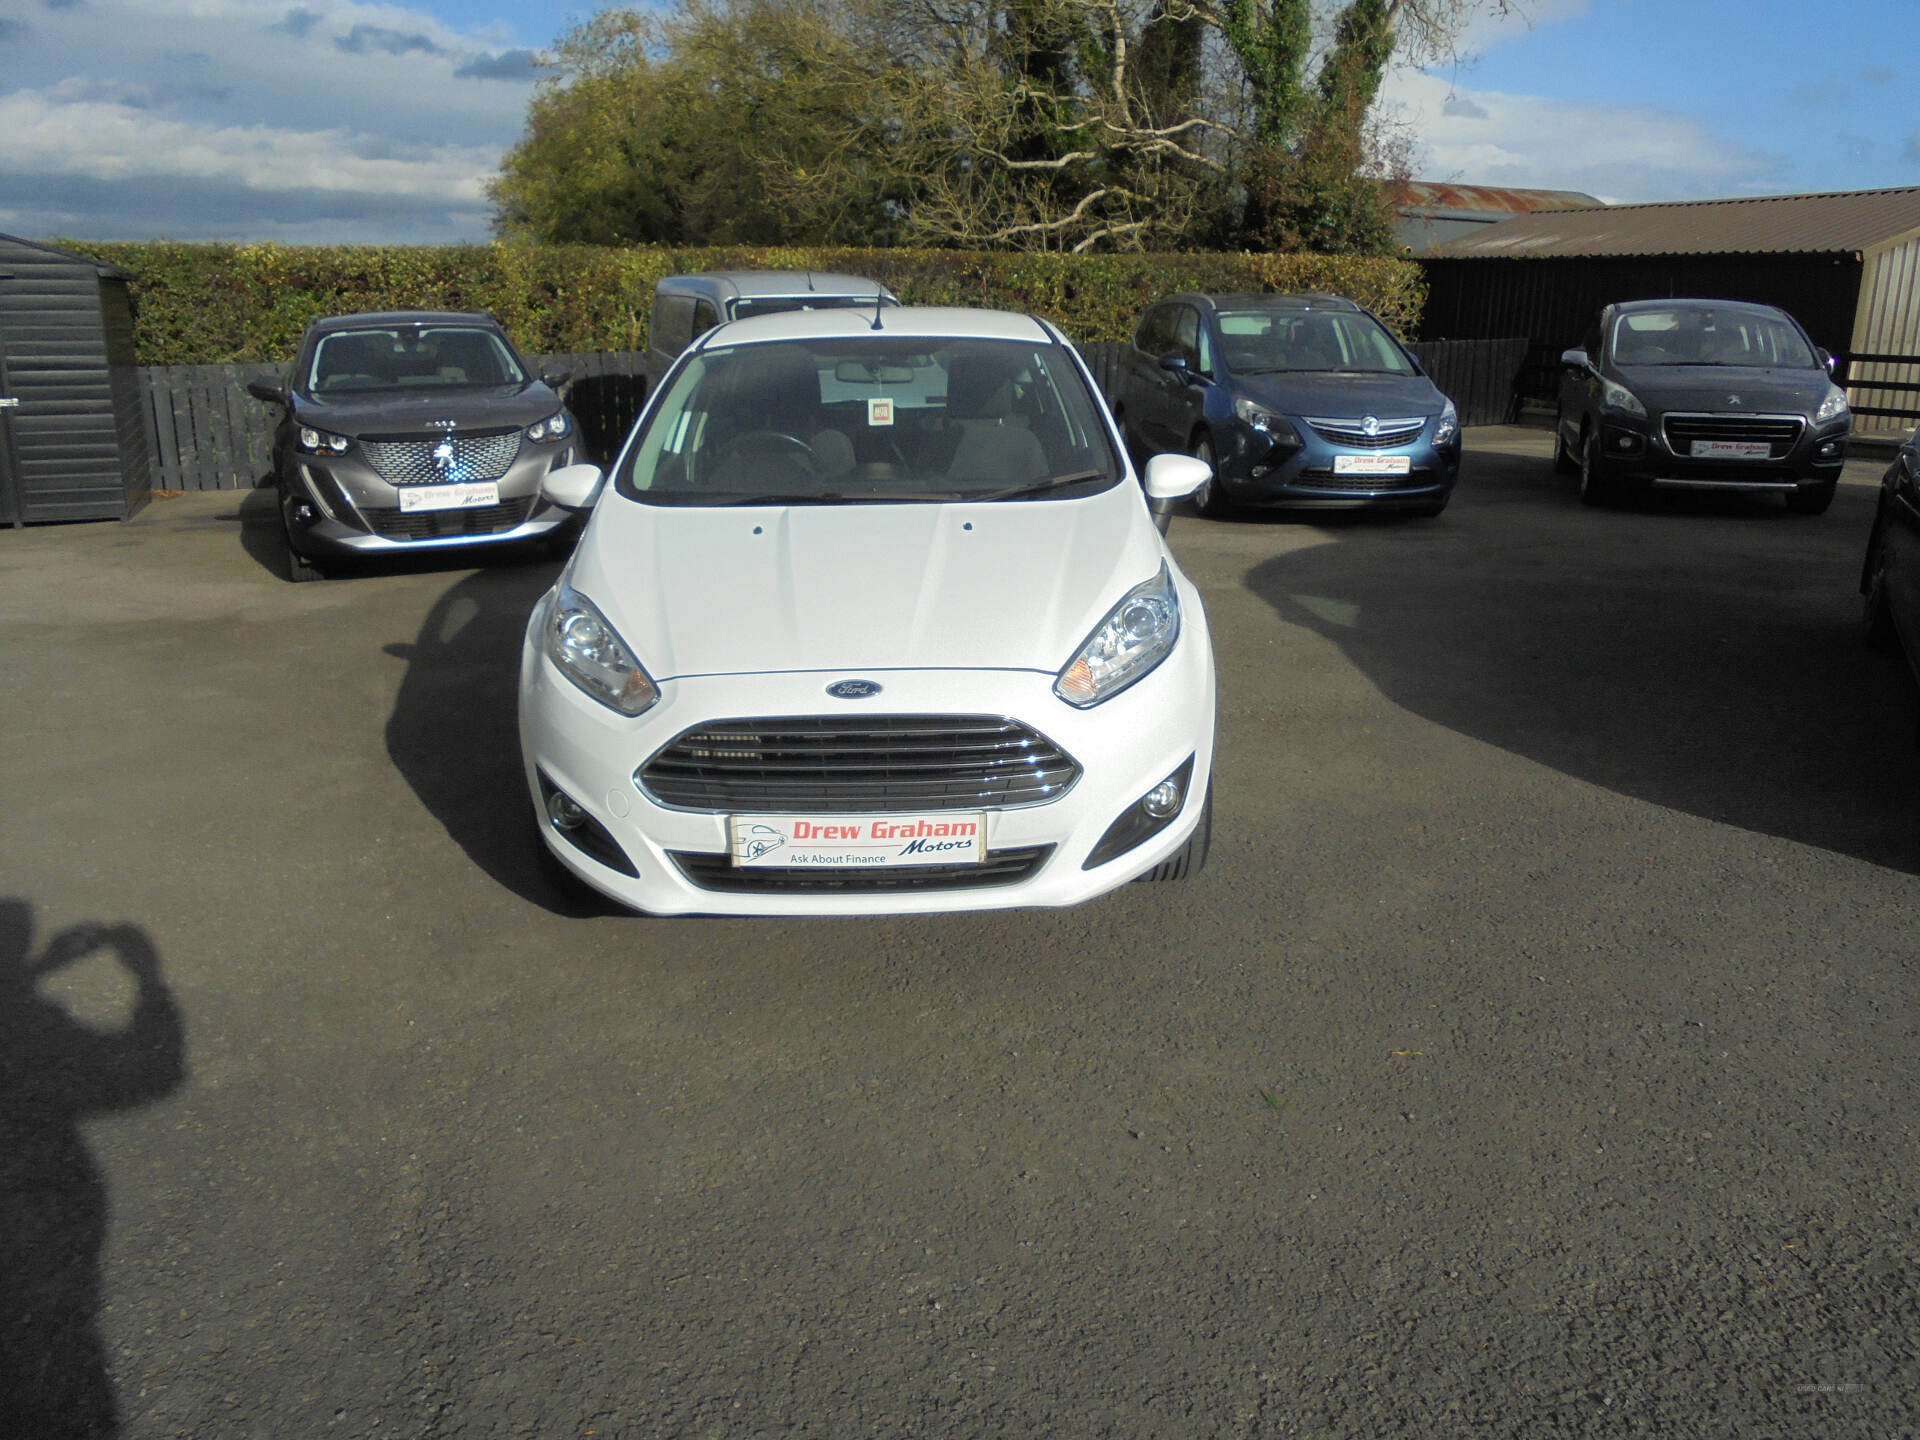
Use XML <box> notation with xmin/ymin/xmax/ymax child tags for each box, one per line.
<box><xmin>0</xmin><ymin>234</ymin><xmax>151</xmax><ymax>525</ymax></box>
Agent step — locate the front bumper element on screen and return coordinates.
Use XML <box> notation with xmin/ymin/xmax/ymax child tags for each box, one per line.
<box><xmin>516</xmin><ymin>597</ymin><xmax>1218</xmax><ymax>917</ymax></box>
<box><xmin>1214</xmin><ymin>418</ymin><xmax>1459</xmax><ymax>510</ymax></box>
<box><xmin>281</xmin><ymin>441</ymin><xmax>579</xmax><ymax>557</ymax></box>
<box><xmin>1589</xmin><ymin>413</ymin><xmax>1848</xmax><ymax>493</ymax></box>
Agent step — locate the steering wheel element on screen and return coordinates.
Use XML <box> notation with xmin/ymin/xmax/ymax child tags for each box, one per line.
<box><xmin>720</xmin><ymin>430</ymin><xmax>816</xmax><ymax>470</ymax></box>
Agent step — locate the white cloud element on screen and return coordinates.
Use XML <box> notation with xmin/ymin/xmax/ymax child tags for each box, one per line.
<box><xmin>0</xmin><ymin>0</ymin><xmax>543</xmax><ymax>241</ymax></box>
<box><xmin>1381</xmin><ymin>70</ymin><xmax>1780</xmax><ymax>203</ymax></box>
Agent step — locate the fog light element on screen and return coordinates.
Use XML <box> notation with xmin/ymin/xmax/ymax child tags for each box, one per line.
<box><xmin>1142</xmin><ymin>778</ymin><xmax>1183</xmax><ymax>818</ymax></box>
<box><xmin>1616</xmin><ymin>434</ymin><xmax>1634</xmax><ymax>450</ymax></box>
<box><xmin>1817</xmin><ymin>440</ymin><xmax>1841</xmax><ymax>459</ymax></box>
<box><xmin>289</xmin><ymin>501</ymin><xmax>315</xmax><ymax>524</ymax></box>
<box><xmin>546</xmin><ymin>789</ymin><xmax>587</xmax><ymax>831</ymax></box>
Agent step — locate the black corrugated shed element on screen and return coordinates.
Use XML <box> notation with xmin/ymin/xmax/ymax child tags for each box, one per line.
<box><xmin>0</xmin><ymin>235</ymin><xmax>152</xmax><ymax>525</ymax></box>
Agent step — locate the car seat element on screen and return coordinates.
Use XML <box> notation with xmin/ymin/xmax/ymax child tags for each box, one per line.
<box><xmin>942</xmin><ymin>351</ymin><xmax>1049</xmax><ymax>487</ymax></box>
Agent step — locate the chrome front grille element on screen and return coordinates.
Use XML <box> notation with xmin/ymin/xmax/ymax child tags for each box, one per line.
<box><xmin>1303</xmin><ymin>416</ymin><xmax>1426</xmax><ymax>449</ymax></box>
<box><xmin>1661</xmin><ymin>413</ymin><xmax>1804</xmax><ymax>459</ymax></box>
<box><xmin>639</xmin><ymin>715</ymin><xmax>1081</xmax><ymax>813</ymax></box>
<box><xmin>360</xmin><ymin>429</ymin><xmax>523</xmax><ymax>485</ymax></box>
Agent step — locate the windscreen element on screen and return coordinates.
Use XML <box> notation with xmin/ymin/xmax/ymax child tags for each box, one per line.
<box><xmin>1215</xmin><ymin>309</ymin><xmax>1415</xmax><ymax>375</ymax></box>
<box><xmin>306</xmin><ymin>326</ymin><xmax>527</xmax><ymax>393</ymax></box>
<box><xmin>617</xmin><ymin>336</ymin><xmax>1121</xmax><ymax>506</ymax></box>
<box><xmin>1610</xmin><ymin>307</ymin><xmax>1816</xmax><ymax>368</ymax></box>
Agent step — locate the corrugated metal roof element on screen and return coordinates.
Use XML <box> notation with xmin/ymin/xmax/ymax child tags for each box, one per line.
<box><xmin>1428</xmin><ymin>186</ymin><xmax>1920</xmax><ymax>260</ymax></box>
<box><xmin>1390</xmin><ymin>182</ymin><xmax>1603</xmax><ymax>217</ymax></box>
<box><xmin>0</xmin><ymin>232</ymin><xmax>128</xmax><ymax>280</ymax></box>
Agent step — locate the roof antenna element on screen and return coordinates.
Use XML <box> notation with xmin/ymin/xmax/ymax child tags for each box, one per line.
<box><xmin>869</xmin><ymin>283</ymin><xmax>885</xmax><ymax>331</ymax></box>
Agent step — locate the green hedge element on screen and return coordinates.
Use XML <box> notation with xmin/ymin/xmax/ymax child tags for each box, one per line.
<box><xmin>70</xmin><ymin>242</ymin><xmax>1426</xmax><ymax>366</ymax></box>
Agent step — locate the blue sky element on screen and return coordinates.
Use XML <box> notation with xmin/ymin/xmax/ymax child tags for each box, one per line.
<box><xmin>0</xmin><ymin>0</ymin><xmax>1916</xmax><ymax>245</ymax></box>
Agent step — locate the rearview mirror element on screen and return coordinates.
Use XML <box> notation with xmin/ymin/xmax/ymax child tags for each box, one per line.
<box><xmin>245</xmin><ymin>378</ymin><xmax>287</xmax><ymax>405</ymax></box>
<box><xmin>541</xmin><ymin>463</ymin><xmax>604</xmax><ymax>511</ymax></box>
<box><xmin>542</xmin><ymin>368</ymin><xmax>572</xmax><ymax>388</ymax></box>
<box><xmin>1560</xmin><ymin>348</ymin><xmax>1590</xmax><ymax>370</ymax></box>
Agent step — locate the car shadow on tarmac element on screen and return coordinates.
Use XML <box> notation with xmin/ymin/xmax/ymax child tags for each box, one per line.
<box><xmin>0</xmin><ymin>901</ymin><xmax>185</xmax><ymax>1440</ymax></box>
<box><xmin>382</xmin><ymin>559</ymin><xmax>626</xmax><ymax>917</ymax></box>
<box><xmin>1239</xmin><ymin>456</ymin><xmax>1920</xmax><ymax>876</ymax></box>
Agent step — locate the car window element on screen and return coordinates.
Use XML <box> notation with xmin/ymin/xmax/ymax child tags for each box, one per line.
<box><xmin>1136</xmin><ymin>306</ymin><xmax>1173</xmax><ymax>357</ymax></box>
<box><xmin>306</xmin><ymin>326</ymin><xmax>526</xmax><ymax>393</ymax></box>
<box><xmin>653</xmin><ymin>294</ymin><xmax>696</xmax><ymax>356</ymax></box>
<box><xmin>617</xmin><ymin>336</ymin><xmax>1121</xmax><ymax>506</ymax></box>
<box><xmin>1214</xmin><ymin>309</ymin><xmax>1414</xmax><ymax>375</ymax></box>
<box><xmin>1173</xmin><ymin>308</ymin><xmax>1202</xmax><ymax>371</ymax></box>
<box><xmin>730</xmin><ymin>295</ymin><xmax>891</xmax><ymax>321</ymax></box>
<box><xmin>1609</xmin><ymin>306</ymin><xmax>1815</xmax><ymax>368</ymax></box>
<box><xmin>690</xmin><ymin>299</ymin><xmax>721</xmax><ymax>342</ymax></box>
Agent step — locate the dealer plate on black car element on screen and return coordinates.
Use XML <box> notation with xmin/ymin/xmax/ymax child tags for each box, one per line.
<box><xmin>399</xmin><ymin>480</ymin><xmax>501</xmax><ymax>512</ymax></box>
<box><xmin>1690</xmin><ymin>440</ymin><xmax>1771</xmax><ymax>460</ymax></box>
<box><xmin>729</xmin><ymin>812</ymin><xmax>986</xmax><ymax>868</ymax></box>
<box><xmin>1333</xmin><ymin>454</ymin><xmax>1412</xmax><ymax>476</ymax></box>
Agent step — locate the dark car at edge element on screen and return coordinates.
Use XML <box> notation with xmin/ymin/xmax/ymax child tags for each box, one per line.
<box><xmin>247</xmin><ymin>311</ymin><xmax>583</xmax><ymax>581</ymax></box>
<box><xmin>1554</xmin><ymin>298</ymin><xmax>1851</xmax><ymax>514</ymax></box>
<box><xmin>1108</xmin><ymin>292</ymin><xmax>1461</xmax><ymax>518</ymax></box>
<box><xmin>1861</xmin><ymin>426</ymin><xmax>1920</xmax><ymax>701</ymax></box>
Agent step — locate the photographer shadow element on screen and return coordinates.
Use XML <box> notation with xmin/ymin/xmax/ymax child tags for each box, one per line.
<box><xmin>1</xmin><ymin>901</ymin><xmax>186</xmax><ymax>1440</ymax></box>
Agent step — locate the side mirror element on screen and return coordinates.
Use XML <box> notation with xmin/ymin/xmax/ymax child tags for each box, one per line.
<box><xmin>1815</xmin><ymin>348</ymin><xmax>1835</xmax><ymax>374</ymax></box>
<box><xmin>1142</xmin><ymin>452</ymin><xmax>1211</xmax><ymax>536</ymax></box>
<box><xmin>1143</xmin><ymin>452</ymin><xmax>1210</xmax><ymax>501</ymax></box>
<box><xmin>1560</xmin><ymin>348</ymin><xmax>1590</xmax><ymax>370</ymax></box>
<box><xmin>542</xmin><ymin>368</ymin><xmax>572</xmax><ymax>389</ymax></box>
<box><xmin>246</xmin><ymin>378</ymin><xmax>288</xmax><ymax>405</ymax></box>
<box><xmin>540</xmin><ymin>463</ymin><xmax>604</xmax><ymax>511</ymax></box>
<box><xmin>1157</xmin><ymin>352</ymin><xmax>1191</xmax><ymax>377</ymax></box>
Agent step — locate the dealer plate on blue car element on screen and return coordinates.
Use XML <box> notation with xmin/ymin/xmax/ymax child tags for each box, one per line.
<box><xmin>399</xmin><ymin>480</ymin><xmax>500</xmax><ymax>512</ymax></box>
<box><xmin>1333</xmin><ymin>454</ymin><xmax>1412</xmax><ymax>476</ymax></box>
<box><xmin>729</xmin><ymin>812</ymin><xmax>986</xmax><ymax>868</ymax></box>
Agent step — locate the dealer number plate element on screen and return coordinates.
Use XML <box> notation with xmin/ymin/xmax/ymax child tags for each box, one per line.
<box><xmin>1690</xmin><ymin>440</ymin><xmax>1771</xmax><ymax>460</ymax></box>
<box><xmin>398</xmin><ymin>481</ymin><xmax>500</xmax><ymax>512</ymax></box>
<box><xmin>1333</xmin><ymin>454</ymin><xmax>1412</xmax><ymax>476</ymax></box>
<box><xmin>729</xmin><ymin>812</ymin><xmax>987</xmax><ymax>868</ymax></box>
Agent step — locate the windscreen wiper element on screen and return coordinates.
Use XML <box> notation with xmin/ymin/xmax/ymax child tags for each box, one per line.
<box><xmin>958</xmin><ymin>470</ymin><xmax>1111</xmax><ymax>502</ymax></box>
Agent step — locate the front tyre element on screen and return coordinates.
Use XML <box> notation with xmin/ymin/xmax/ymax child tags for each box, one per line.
<box><xmin>1190</xmin><ymin>432</ymin><xmax>1232</xmax><ymax>518</ymax></box>
<box><xmin>1863</xmin><ymin>518</ymin><xmax>1900</xmax><ymax>653</ymax></box>
<box><xmin>1577</xmin><ymin>431</ymin><xmax>1616</xmax><ymax>507</ymax></box>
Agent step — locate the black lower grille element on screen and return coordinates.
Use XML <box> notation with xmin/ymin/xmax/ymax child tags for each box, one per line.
<box><xmin>365</xmin><ymin>497</ymin><xmax>535</xmax><ymax>540</ymax></box>
<box><xmin>1662</xmin><ymin>413</ymin><xmax>1803</xmax><ymax>459</ymax></box>
<box><xmin>1294</xmin><ymin>469</ymin><xmax>1429</xmax><ymax>493</ymax></box>
<box><xmin>670</xmin><ymin>845</ymin><xmax>1053</xmax><ymax>893</ymax></box>
<box><xmin>640</xmin><ymin>715</ymin><xmax>1080</xmax><ymax>812</ymax></box>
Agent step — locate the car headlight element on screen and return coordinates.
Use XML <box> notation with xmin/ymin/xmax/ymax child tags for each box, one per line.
<box><xmin>296</xmin><ymin>425</ymin><xmax>352</xmax><ymax>456</ymax></box>
<box><xmin>1601</xmin><ymin>379</ymin><xmax>1647</xmax><ymax>419</ymax></box>
<box><xmin>1055</xmin><ymin>562</ymin><xmax>1181</xmax><ymax>708</ymax></box>
<box><xmin>526</xmin><ymin>412</ymin><xmax>571</xmax><ymax>443</ymax></box>
<box><xmin>1434</xmin><ymin>399</ymin><xmax>1459</xmax><ymax>447</ymax></box>
<box><xmin>1233</xmin><ymin>397</ymin><xmax>1299</xmax><ymax>443</ymax></box>
<box><xmin>1815</xmin><ymin>385</ymin><xmax>1850</xmax><ymax>424</ymax></box>
<box><xmin>544</xmin><ymin>582</ymin><xmax>659</xmax><ymax>716</ymax></box>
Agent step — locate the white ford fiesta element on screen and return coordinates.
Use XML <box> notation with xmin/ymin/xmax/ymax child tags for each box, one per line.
<box><xmin>517</xmin><ymin>305</ymin><xmax>1217</xmax><ymax>916</ymax></box>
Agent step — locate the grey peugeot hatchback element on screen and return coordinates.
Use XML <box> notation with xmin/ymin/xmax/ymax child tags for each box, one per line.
<box><xmin>1554</xmin><ymin>298</ymin><xmax>1851</xmax><ymax>513</ymax></box>
<box><xmin>247</xmin><ymin>311</ymin><xmax>583</xmax><ymax>581</ymax></box>
<box><xmin>1108</xmin><ymin>293</ymin><xmax>1461</xmax><ymax>518</ymax></box>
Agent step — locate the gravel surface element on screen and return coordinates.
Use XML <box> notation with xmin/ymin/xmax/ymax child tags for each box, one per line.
<box><xmin>3</xmin><ymin>428</ymin><xmax>1917</xmax><ymax>1438</ymax></box>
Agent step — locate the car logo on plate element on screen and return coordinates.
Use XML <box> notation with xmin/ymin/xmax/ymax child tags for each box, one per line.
<box><xmin>1362</xmin><ymin>415</ymin><xmax>1380</xmax><ymax>437</ymax></box>
<box><xmin>826</xmin><ymin>679</ymin><xmax>883</xmax><ymax>699</ymax></box>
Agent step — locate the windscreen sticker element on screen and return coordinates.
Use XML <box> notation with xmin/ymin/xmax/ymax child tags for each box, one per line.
<box><xmin>867</xmin><ymin>396</ymin><xmax>895</xmax><ymax>427</ymax></box>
